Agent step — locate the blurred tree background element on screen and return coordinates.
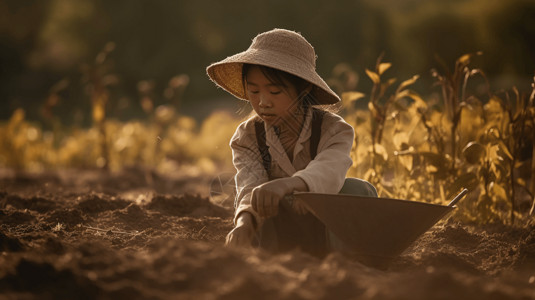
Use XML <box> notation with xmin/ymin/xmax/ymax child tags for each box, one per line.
<box><xmin>1</xmin><ymin>0</ymin><xmax>534</xmax><ymax>124</ymax></box>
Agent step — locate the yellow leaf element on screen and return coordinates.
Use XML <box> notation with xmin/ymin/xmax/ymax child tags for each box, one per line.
<box><xmin>398</xmin><ymin>155</ymin><xmax>413</xmax><ymax>172</ymax></box>
<box><xmin>368</xmin><ymin>101</ymin><xmax>379</xmax><ymax>119</ymax></box>
<box><xmin>490</xmin><ymin>182</ymin><xmax>507</xmax><ymax>201</ymax></box>
<box><xmin>368</xmin><ymin>144</ymin><xmax>388</xmax><ymax>161</ymax></box>
<box><xmin>363</xmin><ymin>168</ymin><xmax>376</xmax><ymax>182</ymax></box>
<box><xmin>393</xmin><ymin>132</ymin><xmax>409</xmax><ymax>150</ymax></box>
<box><xmin>487</xmin><ymin>128</ymin><xmax>501</xmax><ymax>139</ymax></box>
<box><xmin>93</xmin><ymin>103</ymin><xmax>105</xmax><ymax>123</ymax></box>
<box><xmin>426</xmin><ymin>165</ymin><xmax>438</xmax><ymax>173</ymax></box>
<box><xmin>407</xmin><ymin>91</ymin><xmax>427</xmax><ymax>108</ymax></box>
<box><xmin>397</xmin><ymin>75</ymin><xmax>420</xmax><ymax>93</ymax></box>
<box><xmin>9</xmin><ymin>108</ymin><xmax>25</xmax><ymax>127</ymax></box>
<box><xmin>384</xmin><ymin>78</ymin><xmax>397</xmax><ymax>89</ymax></box>
<box><xmin>457</xmin><ymin>54</ymin><xmax>471</xmax><ymax>65</ymax></box>
<box><xmin>498</xmin><ymin>141</ymin><xmax>513</xmax><ymax>160</ymax></box>
<box><xmin>396</xmin><ymin>90</ymin><xmax>427</xmax><ymax>108</ymax></box>
<box><xmin>395</xmin><ymin>89</ymin><xmax>409</xmax><ymax>99</ymax></box>
<box><xmin>488</xmin><ymin>144</ymin><xmax>503</xmax><ymax>163</ymax></box>
<box><xmin>484</xmin><ymin>97</ymin><xmax>505</xmax><ymax>125</ymax></box>
<box><xmin>365</xmin><ymin>69</ymin><xmax>380</xmax><ymax>84</ymax></box>
<box><xmin>457</xmin><ymin>52</ymin><xmax>483</xmax><ymax>66</ymax></box>
<box><xmin>515</xmin><ymin>160</ymin><xmax>528</xmax><ymax>168</ymax></box>
<box><xmin>341</xmin><ymin>92</ymin><xmax>366</xmax><ymax>108</ymax></box>
<box><xmin>378</xmin><ymin>62</ymin><xmax>392</xmax><ymax>75</ymax></box>
<box><xmin>489</xmin><ymin>163</ymin><xmax>501</xmax><ymax>181</ymax></box>
<box><xmin>516</xmin><ymin>177</ymin><xmax>526</xmax><ymax>187</ymax></box>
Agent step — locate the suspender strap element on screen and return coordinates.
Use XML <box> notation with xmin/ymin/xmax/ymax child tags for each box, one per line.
<box><xmin>310</xmin><ymin>109</ymin><xmax>324</xmax><ymax>160</ymax></box>
<box><xmin>255</xmin><ymin>109</ymin><xmax>325</xmax><ymax>175</ymax></box>
<box><xmin>255</xmin><ymin>121</ymin><xmax>271</xmax><ymax>174</ymax></box>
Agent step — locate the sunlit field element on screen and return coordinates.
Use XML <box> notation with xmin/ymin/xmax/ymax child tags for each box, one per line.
<box><xmin>2</xmin><ymin>57</ymin><xmax>535</xmax><ymax>299</ymax></box>
<box><xmin>1</xmin><ymin>1</ymin><xmax>535</xmax><ymax>298</ymax></box>
<box><xmin>2</xmin><ymin>53</ymin><xmax>534</xmax><ymax>299</ymax></box>
<box><xmin>2</xmin><ymin>53</ymin><xmax>533</xmax><ymax>226</ymax></box>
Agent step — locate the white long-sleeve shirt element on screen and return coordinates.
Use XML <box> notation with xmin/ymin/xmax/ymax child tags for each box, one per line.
<box><xmin>230</xmin><ymin>108</ymin><xmax>354</xmax><ymax>226</ymax></box>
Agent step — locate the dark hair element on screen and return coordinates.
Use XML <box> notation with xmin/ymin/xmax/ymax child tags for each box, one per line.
<box><xmin>241</xmin><ymin>63</ymin><xmax>319</xmax><ymax>107</ymax></box>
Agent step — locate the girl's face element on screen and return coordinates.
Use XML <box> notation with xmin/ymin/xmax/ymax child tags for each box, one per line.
<box><xmin>245</xmin><ymin>66</ymin><xmax>301</xmax><ymax>126</ymax></box>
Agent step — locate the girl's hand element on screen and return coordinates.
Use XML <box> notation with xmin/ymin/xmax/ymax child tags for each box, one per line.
<box><xmin>291</xmin><ymin>197</ymin><xmax>309</xmax><ymax>215</ymax></box>
<box><xmin>251</xmin><ymin>179</ymin><xmax>287</xmax><ymax>218</ymax></box>
<box><xmin>251</xmin><ymin>177</ymin><xmax>308</xmax><ymax>218</ymax></box>
<box><xmin>225</xmin><ymin>212</ymin><xmax>255</xmax><ymax>248</ymax></box>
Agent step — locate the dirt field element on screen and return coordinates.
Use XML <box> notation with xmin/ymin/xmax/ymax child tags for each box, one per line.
<box><xmin>0</xmin><ymin>168</ymin><xmax>534</xmax><ymax>299</ymax></box>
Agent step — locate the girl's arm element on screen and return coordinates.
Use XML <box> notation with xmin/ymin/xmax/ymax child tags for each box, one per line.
<box><xmin>226</xmin><ymin>210</ymin><xmax>256</xmax><ymax>247</ymax></box>
<box><xmin>229</xmin><ymin>119</ymin><xmax>311</xmax><ymax>231</ymax></box>
<box><xmin>226</xmin><ymin>119</ymin><xmax>272</xmax><ymax>247</ymax></box>
<box><xmin>250</xmin><ymin>176</ymin><xmax>308</xmax><ymax>217</ymax></box>
<box><xmin>292</xmin><ymin>113</ymin><xmax>354</xmax><ymax>194</ymax></box>
<box><xmin>230</xmin><ymin>120</ymin><xmax>269</xmax><ymax>227</ymax></box>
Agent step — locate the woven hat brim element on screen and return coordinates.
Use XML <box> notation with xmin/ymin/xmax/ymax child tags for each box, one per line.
<box><xmin>206</xmin><ymin>48</ymin><xmax>340</xmax><ymax>105</ymax></box>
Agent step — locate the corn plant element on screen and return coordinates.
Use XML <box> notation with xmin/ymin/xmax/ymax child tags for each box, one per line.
<box><xmin>137</xmin><ymin>75</ymin><xmax>189</xmax><ymax>169</ymax></box>
<box><xmin>497</xmin><ymin>85</ymin><xmax>534</xmax><ymax>223</ymax></box>
<box><xmin>81</xmin><ymin>42</ymin><xmax>118</xmax><ymax>171</ymax></box>
<box><xmin>342</xmin><ymin>55</ymin><xmax>426</xmax><ymax>198</ymax></box>
<box><xmin>340</xmin><ymin>53</ymin><xmax>535</xmax><ymax>224</ymax></box>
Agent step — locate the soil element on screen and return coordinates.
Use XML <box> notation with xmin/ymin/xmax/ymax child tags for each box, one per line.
<box><xmin>0</xmin><ymin>168</ymin><xmax>534</xmax><ymax>299</ymax></box>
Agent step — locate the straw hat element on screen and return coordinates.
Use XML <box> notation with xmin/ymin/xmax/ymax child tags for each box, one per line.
<box><xmin>206</xmin><ymin>28</ymin><xmax>340</xmax><ymax>105</ymax></box>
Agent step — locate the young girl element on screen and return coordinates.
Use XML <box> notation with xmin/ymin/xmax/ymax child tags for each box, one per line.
<box><xmin>207</xmin><ymin>29</ymin><xmax>376</xmax><ymax>257</ymax></box>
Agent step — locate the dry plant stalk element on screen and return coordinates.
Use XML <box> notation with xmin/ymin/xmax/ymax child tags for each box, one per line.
<box><xmin>340</xmin><ymin>52</ymin><xmax>534</xmax><ymax>224</ymax></box>
<box><xmin>84</xmin><ymin>42</ymin><xmax>117</xmax><ymax>171</ymax></box>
